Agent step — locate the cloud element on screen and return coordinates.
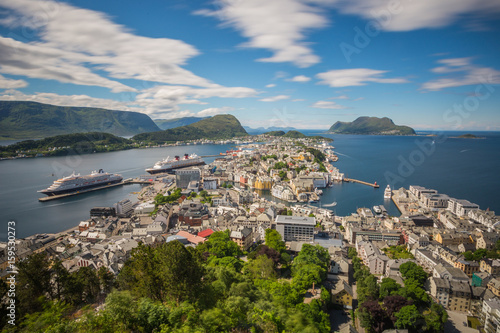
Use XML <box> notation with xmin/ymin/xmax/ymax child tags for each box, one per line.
<box><xmin>0</xmin><ymin>0</ymin><xmax>217</xmax><ymax>89</ymax></box>
<box><xmin>259</xmin><ymin>95</ymin><xmax>290</xmax><ymax>102</ymax></box>
<box><xmin>195</xmin><ymin>0</ymin><xmax>331</xmax><ymax>67</ymax></box>
<box><xmin>0</xmin><ymin>74</ymin><xmax>28</xmax><ymax>89</ymax></box>
<box><xmin>266</xmin><ymin>83</ymin><xmax>276</xmax><ymax>88</ymax></box>
<box><xmin>333</xmin><ymin>0</ymin><xmax>500</xmax><ymax>31</ymax></box>
<box><xmin>292</xmin><ymin>99</ymin><xmax>305</xmax><ymax>102</ymax></box>
<box><xmin>311</xmin><ymin>100</ymin><xmax>348</xmax><ymax>109</ymax></box>
<box><xmin>287</xmin><ymin>75</ymin><xmax>311</xmax><ymax>82</ymax></box>
<box><xmin>422</xmin><ymin>58</ymin><xmax>500</xmax><ymax>91</ymax></box>
<box><xmin>330</xmin><ymin>95</ymin><xmax>349</xmax><ymax>99</ymax></box>
<box><xmin>0</xmin><ymin>89</ymin><xmax>142</xmax><ymax>111</ymax></box>
<box><xmin>197</xmin><ymin>106</ymin><xmax>235</xmax><ymax>117</ymax></box>
<box><xmin>316</xmin><ymin>68</ymin><xmax>408</xmax><ymax>87</ymax></box>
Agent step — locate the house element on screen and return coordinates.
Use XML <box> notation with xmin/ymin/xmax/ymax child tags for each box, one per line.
<box><xmin>433</xmin><ymin>263</ymin><xmax>469</xmax><ymax>282</ymax></box>
<box><xmin>176</xmin><ymin>231</ymin><xmax>206</xmax><ymax>246</ymax></box>
<box><xmin>331</xmin><ymin>280</ymin><xmax>354</xmax><ymax>309</ymax></box>
<box><xmin>454</xmin><ymin>259</ymin><xmax>480</xmax><ymax>277</ymax></box>
<box><xmin>198</xmin><ymin>228</ymin><xmax>214</xmax><ymax>238</ymax></box>
<box><xmin>177</xmin><ymin>199</ymin><xmax>209</xmax><ymax>226</ymax></box>
<box><xmin>480</xmin><ymin>298</ymin><xmax>500</xmax><ymax>333</ymax></box>
<box><xmin>448</xmin><ymin>281</ymin><xmax>471</xmax><ymax>312</ymax></box>
<box><xmin>472</xmin><ymin>272</ymin><xmax>492</xmax><ymax>287</ymax></box>
<box><xmin>368</xmin><ymin>254</ymin><xmax>390</xmax><ymax>276</ymax></box>
<box><xmin>428</xmin><ymin>277</ymin><xmax>451</xmax><ymax>308</ymax></box>
<box><xmin>230</xmin><ymin>227</ymin><xmax>253</xmax><ymax>251</ymax></box>
<box><xmin>480</xmin><ymin>259</ymin><xmax>500</xmax><ymax>275</ymax></box>
<box><xmin>487</xmin><ymin>278</ymin><xmax>500</xmax><ymax>297</ymax></box>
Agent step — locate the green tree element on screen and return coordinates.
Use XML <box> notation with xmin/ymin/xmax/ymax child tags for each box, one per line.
<box><xmin>265</xmin><ymin>229</ymin><xmax>286</xmax><ymax>253</ymax></box>
<box><xmin>358</xmin><ymin>275</ymin><xmax>379</xmax><ymax>303</ymax></box>
<box><xmin>399</xmin><ymin>262</ymin><xmax>428</xmax><ymax>286</ymax></box>
<box><xmin>245</xmin><ymin>255</ymin><xmax>277</xmax><ymax>280</ymax></box>
<box><xmin>424</xmin><ymin>302</ymin><xmax>448</xmax><ymax>333</ymax></box>
<box><xmin>395</xmin><ymin>305</ymin><xmax>423</xmax><ymax>331</ymax></box>
<box><xmin>348</xmin><ymin>247</ymin><xmax>357</xmax><ymax>259</ymax></box>
<box><xmin>16</xmin><ymin>253</ymin><xmax>53</xmax><ymax>315</ymax></box>
<box><xmin>197</xmin><ymin>230</ymin><xmax>243</xmax><ymax>258</ymax></box>
<box><xmin>379</xmin><ymin>277</ymin><xmax>401</xmax><ymax>299</ymax></box>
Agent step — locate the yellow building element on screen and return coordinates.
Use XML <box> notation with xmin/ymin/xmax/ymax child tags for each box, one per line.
<box><xmin>331</xmin><ymin>281</ymin><xmax>353</xmax><ymax>309</ymax></box>
<box><xmin>435</xmin><ymin>232</ymin><xmax>473</xmax><ymax>246</ymax></box>
<box><xmin>254</xmin><ymin>177</ymin><xmax>273</xmax><ymax>190</ymax></box>
<box><xmin>480</xmin><ymin>259</ymin><xmax>500</xmax><ymax>275</ymax></box>
<box><xmin>454</xmin><ymin>259</ymin><xmax>480</xmax><ymax>277</ymax></box>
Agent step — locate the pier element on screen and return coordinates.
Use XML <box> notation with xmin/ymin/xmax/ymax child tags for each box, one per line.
<box><xmin>38</xmin><ymin>178</ymin><xmax>153</xmax><ymax>202</ymax></box>
<box><xmin>343</xmin><ymin>177</ymin><xmax>380</xmax><ymax>188</ymax></box>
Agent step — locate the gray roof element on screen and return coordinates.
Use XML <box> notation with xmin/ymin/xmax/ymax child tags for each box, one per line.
<box><xmin>431</xmin><ymin>277</ymin><xmax>451</xmax><ymax>289</ymax></box>
<box><xmin>275</xmin><ymin>215</ymin><xmax>315</xmax><ymax>226</ymax></box>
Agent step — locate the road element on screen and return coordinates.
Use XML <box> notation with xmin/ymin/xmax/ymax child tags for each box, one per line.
<box><xmin>445</xmin><ymin>310</ymin><xmax>479</xmax><ymax>333</ymax></box>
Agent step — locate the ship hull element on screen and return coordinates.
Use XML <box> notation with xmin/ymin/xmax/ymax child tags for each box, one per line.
<box><xmin>39</xmin><ymin>178</ymin><xmax>123</xmax><ymax>196</ymax></box>
<box><xmin>146</xmin><ymin>161</ymin><xmax>206</xmax><ymax>174</ymax></box>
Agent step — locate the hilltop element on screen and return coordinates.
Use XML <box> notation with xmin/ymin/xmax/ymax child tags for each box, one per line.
<box><xmin>154</xmin><ymin>116</ymin><xmax>209</xmax><ymax>130</ymax></box>
<box><xmin>328</xmin><ymin>116</ymin><xmax>415</xmax><ymax>135</ymax></box>
<box><xmin>0</xmin><ymin>132</ymin><xmax>132</xmax><ymax>158</ymax></box>
<box><xmin>0</xmin><ymin>101</ymin><xmax>161</xmax><ymax>140</ymax></box>
<box><xmin>133</xmin><ymin>114</ymin><xmax>248</xmax><ymax>143</ymax></box>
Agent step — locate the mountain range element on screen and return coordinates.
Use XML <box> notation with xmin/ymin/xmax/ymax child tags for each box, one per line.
<box><xmin>154</xmin><ymin>117</ymin><xmax>209</xmax><ymax>130</ymax></box>
<box><xmin>133</xmin><ymin>114</ymin><xmax>248</xmax><ymax>143</ymax></box>
<box><xmin>0</xmin><ymin>101</ymin><xmax>160</xmax><ymax>140</ymax></box>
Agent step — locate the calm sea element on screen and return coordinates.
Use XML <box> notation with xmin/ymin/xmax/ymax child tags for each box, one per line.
<box><xmin>1</xmin><ymin>131</ymin><xmax>499</xmax><ymax>239</ymax></box>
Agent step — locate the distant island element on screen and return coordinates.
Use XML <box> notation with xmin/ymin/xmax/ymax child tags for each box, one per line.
<box><xmin>0</xmin><ymin>101</ymin><xmax>161</xmax><ymax>140</ymax></box>
<box><xmin>263</xmin><ymin>130</ymin><xmax>333</xmax><ymax>142</ymax></box>
<box><xmin>132</xmin><ymin>114</ymin><xmax>248</xmax><ymax>144</ymax></box>
<box><xmin>328</xmin><ymin>116</ymin><xmax>415</xmax><ymax>135</ymax></box>
<box><xmin>451</xmin><ymin>133</ymin><xmax>485</xmax><ymax>139</ymax></box>
<box><xmin>154</xmin><ymin>116</ymin><xmax>209</xmax><ymax>130</ymax></box>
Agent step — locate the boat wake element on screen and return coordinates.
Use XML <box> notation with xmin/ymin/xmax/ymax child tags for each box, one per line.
<box><xmin>322</xmin><ymin>201</ymin><xmax>337</xmax><ymax>207</ymax></box>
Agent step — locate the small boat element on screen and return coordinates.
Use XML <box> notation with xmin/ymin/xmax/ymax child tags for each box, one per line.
<box><xmin>384</xmin><ymin>185</ymin><xmax>392</xmax><ymax>199</ymax></box>
<box><xmin>373</xmin><ymin>205</ymin><xmax>382</xmax><ymax>214</ymax></box>
<box><xmin>322</xmin><ymin>201</ymin><xmax>337</xmax><ymax>207</ymax></box>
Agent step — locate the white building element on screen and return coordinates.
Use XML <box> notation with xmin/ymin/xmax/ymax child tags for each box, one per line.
<box><xmin>447</xmin><ymin>198</ymin><xmax>479</xmax><ymax>217</ymax></box>
<box><xmin>275</xmin><ymin>215</ymin><xmax>315</xmax><ymax>242</ymax></box>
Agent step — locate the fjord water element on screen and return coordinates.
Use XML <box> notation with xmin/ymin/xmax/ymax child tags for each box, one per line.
<box><xmin>0</xmin><ymin>132</ymin><xmax>499</xmax><ymax>240</ymax></box>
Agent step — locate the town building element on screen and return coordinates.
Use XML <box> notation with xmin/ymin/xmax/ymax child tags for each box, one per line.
<box><xmin>275</xmin><ymin>215</ymin><xmax>315</xmax><ymax>242</ymax></box>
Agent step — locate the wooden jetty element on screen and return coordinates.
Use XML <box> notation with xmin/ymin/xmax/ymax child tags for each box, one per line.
<box><xmin>343</xmin><ymin>177</ymin><xmax>380</xmax><ymax>188</ymax></box>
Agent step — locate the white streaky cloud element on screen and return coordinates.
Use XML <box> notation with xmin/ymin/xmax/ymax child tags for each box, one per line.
<box><xmin>0</xmin><ymin>37</ymin><xmax>136</xmax><ymax>93</ymax></box>
<box><xmin>316</xmin><ymin>68</ymin><xmax>408</xmax><ymax>87</ymax></box>
<box><xmin>0</xmin><ymin>0</ymin><xmax>217</xmax><ymax>88</ymax></box>
<box><xmin>292</xmin><ymin>99</ymin><xmax>305</xmax><ymax>102</ymax></box>
<box><xmin>331</xmin><ymin>95</ymin><xmax>349</xmax><ymax>99</ymax></box>
<box><xmin>259</xmin><ymin>95</ymin><xmax>290</xmax><ymax>102</ymax></box>
<box><xmin>196</xmin><ymin>0</ymin><xmax>330</xmax><ymax>67</ymax></box>
<box><xmin>422</xmin><ymin>58</ymin><xmax>500</xmax><ymax>91</ymax></box>
<box><xmin>266</xmin><ymin>84</ymin><xmax>276</xmax><ymax>88</ymax></box>
<box><xmin>0</xmin><ymin>74</ymin><xmax>28</xmax><ymax>89</ymax></box>
<box><xmin>311</xmin><ymin>100</ymin><xmax>348</xmax><ymax>109</ymax></box>
<box><xmin>0</xmin><ymin>90</ymin><xmax>142</xmax><ymax>112</ymax></box>
<box><xmin>333</xmin><ymin>0</ymin><xmax>500</xmax><ymax>31</ymax></box>
<box><xmin>197</xmin><ymin>106</ymin><xmax>235</xmax><ymax>117</ymax></box>
<box><xmin>287</xmin><ymin>75</ymin><xmax>311</xmax><ymax>82</ymax></box>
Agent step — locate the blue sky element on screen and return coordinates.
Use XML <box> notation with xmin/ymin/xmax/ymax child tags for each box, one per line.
<box><xmin>0</xmin><ymin>0</ymin><xmax>499</xmax><ymax>130</ymax></box>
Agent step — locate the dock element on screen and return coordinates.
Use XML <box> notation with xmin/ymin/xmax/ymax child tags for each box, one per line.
<box><xmin>38</xmin><ymin>178</ymin><xmax>153</xmax><ymax>202</ymax></box>
<box><xmin>343</xmin><ymin>177</ymin><xmax>380</xmax><ymax>188</ymax></box>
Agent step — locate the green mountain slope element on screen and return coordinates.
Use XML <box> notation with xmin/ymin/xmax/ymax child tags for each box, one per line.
<box><xmin>133</xmin><ymin>114</ymin><xmax>248</xmax><ymax>143</ymax></box>
<box><xmin>283</xmin><ymin>130</ymin><xmax>307</xmax><ymax>138</ymax></box>
<box><xmin>154</xmin><ymin>117</ymin><xmax>209</xmax><ymax>130</ymax></box>
<box><xmin>263</xmin><ymin>130</ymin><xmax>286</xmax><ymax>136</ymax></box>
<box><xmin>0</xmin><ymin>101</ymin><xmax>161</xmax><ymax>139</ymax></box>
<box><xmin>0</xmin><ymin>132</ymin><xmax>132</xmax><ymax>157</ymax></box>
<box><xmin>328</xmin><ymin>116</ymin><xmax>415</xmax><ymax>135</ymax></box>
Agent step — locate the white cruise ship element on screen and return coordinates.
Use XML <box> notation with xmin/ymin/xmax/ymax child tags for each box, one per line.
<box><xmin>39</xmin><ymin>169</ymin><xmax>122</xmax><ymax>196</ymax></box>
<box><xmin>146</xmin><ymin>153</ymin><xmax>205</xmax><ymax>174</ymax></box>
<box><xmin>384</xmin><ymin>185</ymin><xmax>392</xmax><ymax>199</ymax></box>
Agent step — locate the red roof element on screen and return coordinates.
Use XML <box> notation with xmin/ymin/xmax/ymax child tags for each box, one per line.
<box><xmin>198</xmin><ymin>229</ymin><xmax>214</xmax><ymax>238</ymax></box>
<box><xmin>176</xmin><ymin>230</ymin><xmax>206</xmax><ymax>244</ymax></box>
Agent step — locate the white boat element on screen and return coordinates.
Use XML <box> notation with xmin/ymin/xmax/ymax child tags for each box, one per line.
<box><xmin>384</xmin><ymin>185</ymin><xmax>392</xmax><ymax>199</ymax></box>
<box><xmin>373</xmin><ymin>205</ymin><xmax>382</xmax><ymax>214</ymax></box>
<box><xmin>146</xmin><ymin>153</ymin><xmax>205</xmax><ymax>174</ymax></box>
<box><xmin>322</xmin><ymin>201</ymin><xmax>337</xmax><ymax>207</ymax></box>
<box><xmin>38</xmin><ymin>169</ymin><xmax>122</xmax><ymax>196</ymax></box>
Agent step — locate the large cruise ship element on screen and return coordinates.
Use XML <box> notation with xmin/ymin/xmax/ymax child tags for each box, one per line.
<box><xmin>146</xmin><ymin>153</ymin><xmax>205</xmax><ymax>174</ymax></box>
<box><xmin>384</xmin><ymin>185</ymin><xmax>392</xmax><ymax>199</ymax></box>
<box><xmin>38</xmin><ymin>169</ymin><xmax>123</xmax><ymax>196</ymax></box>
